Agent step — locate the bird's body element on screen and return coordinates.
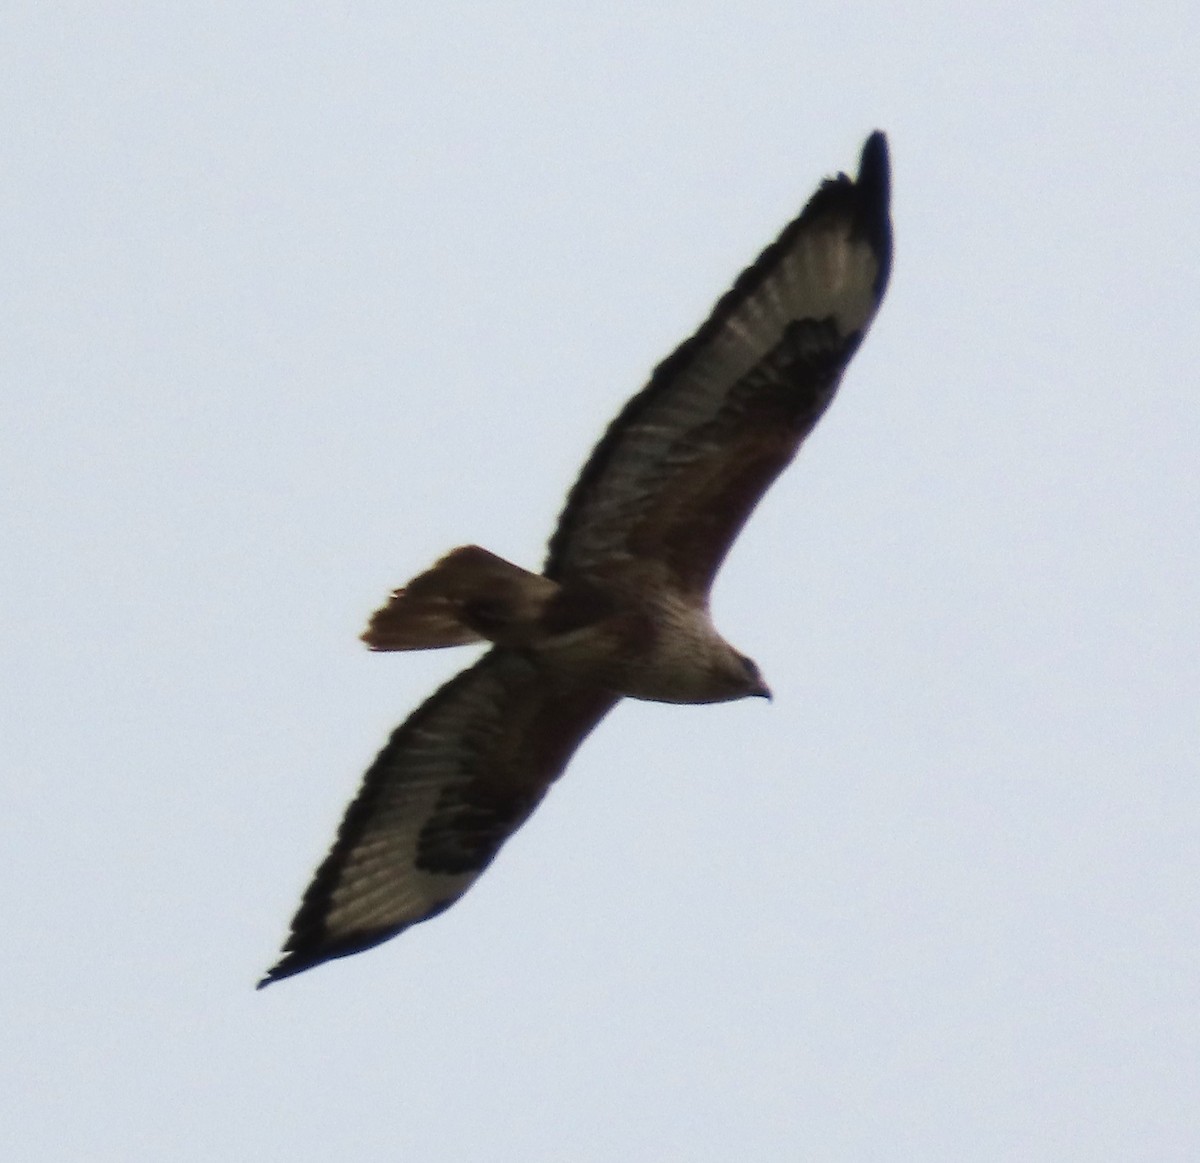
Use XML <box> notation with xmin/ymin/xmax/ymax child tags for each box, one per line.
<box><xmin>522</xmin><ymin>585</ymin><xmax>766</xmax><ymax>705</ymax></box>
<box><xmin>260</xmin><ymin>133</ymin><xmax>893</xmax><ymax>987</ymax></box>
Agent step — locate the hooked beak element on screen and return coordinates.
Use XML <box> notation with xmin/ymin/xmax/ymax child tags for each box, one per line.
<box><xmin>752</xmin><ymin>680</ymin><xmax>773</xmax><ymax>702</ymax></box>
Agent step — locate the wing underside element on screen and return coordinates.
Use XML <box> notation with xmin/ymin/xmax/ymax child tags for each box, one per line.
<box><xmin>545</xmin><ymin>132</ymin><xmax>892</xmax><ymax>596</ymax></box>
<box><xmin>260</xmin><ymin>650</ymin><xmax>616</xmax><ymax>986</ymax></box>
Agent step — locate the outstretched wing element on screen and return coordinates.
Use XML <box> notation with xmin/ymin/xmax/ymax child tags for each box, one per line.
<box><xmin>545</xmin><ymin>132</ymin><xmax>892</xmax><ymax>597</ymax></box>
<box><xmin>259</xmin><ymin>650</ymin><xmax>616</xmax><ymax>986</ymax></box>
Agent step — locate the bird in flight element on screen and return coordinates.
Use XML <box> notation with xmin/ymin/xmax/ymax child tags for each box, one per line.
<box><xmin>260</xmin><ymin>132</ymin><xmax>892</xmax><ymax>987</ymax></box>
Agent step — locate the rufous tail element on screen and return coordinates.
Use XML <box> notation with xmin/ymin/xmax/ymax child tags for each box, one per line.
<box><xmin>361</xmin><ymin>546</ymin><xmax>559</xmax><ymax>651</ymax></box>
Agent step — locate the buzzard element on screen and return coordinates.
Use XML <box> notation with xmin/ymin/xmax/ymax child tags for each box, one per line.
<box><xmin>259</xmin><ymin>133</ymin><xmax>892</xmax><ymax>986</ymax></box>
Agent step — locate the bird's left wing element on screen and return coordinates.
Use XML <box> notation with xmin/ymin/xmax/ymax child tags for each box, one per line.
<box><xmin>545</xmin><ymin>132</ymin><xmax>892</xmax><ymax>598</ymax></box>
<box><xmin>259</xmin><ymin>649</ymin><xmax>617</xmax><ymax>986</ymax></box>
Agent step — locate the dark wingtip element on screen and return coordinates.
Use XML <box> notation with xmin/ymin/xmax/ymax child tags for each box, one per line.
<box><xmin>857</xmin><ymin>131</ymin><xmax>890</xmax><ymax>205</ymax></box>
<box><xmin>255</xmin><ymin>955</ymin><xmax>305</xmax><ymax>990</ymax></box>
<box><xmin>256</xmin><ymin>939</ymin><xmax>362</xmax><ymax>990</ymax></box>
<box><xmin>255</xmin><ymin>919</ymin><xmax>420</xmax><ymax>990</ymax></box>
<box><xmin>255</xmin><ymin>948</ymin><xmax>349</xmax><ymax>990</ymax></box>
<box><xmin>795</xmin><ymin>131</ymin><xmax>892</xmax><ymax>301</ymax></box>
<box><xmin>854</xmin><ymin>130</ymin><xmax>892</xmax><ymax>300</ymax></box>
<box><xmin>255</xmin><ymin>942</ymin><xmax>365</xmax><ymax>990</ymax></box>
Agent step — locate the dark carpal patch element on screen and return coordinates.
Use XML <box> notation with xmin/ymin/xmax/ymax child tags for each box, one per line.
<box><xmin>416</xmin><ymin>787</ymin><xmax>533</xmax><ymax>875</ymax></box>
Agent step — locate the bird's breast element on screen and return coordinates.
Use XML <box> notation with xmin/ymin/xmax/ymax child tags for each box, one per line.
<box><xmin>532</xmin><ymin>589</ymin><xmax>735</xmax><ymax>704</ymax></box>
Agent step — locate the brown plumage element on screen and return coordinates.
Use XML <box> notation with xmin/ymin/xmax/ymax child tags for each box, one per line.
<box><xmin>259</xmin><ymin>132</ymin><xmax>893</xmax><ymax>986</ymax></box>
<box><xmin>362</xmin><ymin>546</ymin><xmax>559</xmax><ymax>651</ymax></box>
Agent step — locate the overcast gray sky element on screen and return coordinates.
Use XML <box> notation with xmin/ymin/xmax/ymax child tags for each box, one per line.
<box><xmin>3</xmin><ymin>4</ymin><xmax>1198</xmax><ymax>1159</ymax></box>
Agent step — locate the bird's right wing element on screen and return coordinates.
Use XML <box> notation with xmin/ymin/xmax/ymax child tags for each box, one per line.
<box><xmin>259</xmin><ymin>650</ymin><xmax>617</xmax><ymax>986</ymax></box>
<box><xmin>544</xmin><ymin>133</ymin><xmax>892</xmax><ymax>599</ymax></box>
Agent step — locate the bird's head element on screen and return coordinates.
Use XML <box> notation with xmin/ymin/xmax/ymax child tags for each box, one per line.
<box><xmin>708</xmin><ymin>650</ymin><xmax>772</xmax><ymax>703</ymax></box>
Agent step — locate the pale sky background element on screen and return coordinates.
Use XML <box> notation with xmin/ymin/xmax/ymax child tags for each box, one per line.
<box><xmin>3</xmin><ymin>4</ymin><xmax>1198</xmax><ymax>1160</ymax></box>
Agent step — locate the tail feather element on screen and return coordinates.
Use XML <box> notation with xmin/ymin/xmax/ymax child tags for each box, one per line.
<box><xmin>361</xmin><ymin>546</ymin><xmax>558</xmax><ymax>651</ymax></box>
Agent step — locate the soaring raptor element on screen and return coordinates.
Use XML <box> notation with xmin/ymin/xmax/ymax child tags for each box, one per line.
<box><xmin>260</xmin><ymin>133</ymin><xmax>892</xmax><ymax>986</ymax></box>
